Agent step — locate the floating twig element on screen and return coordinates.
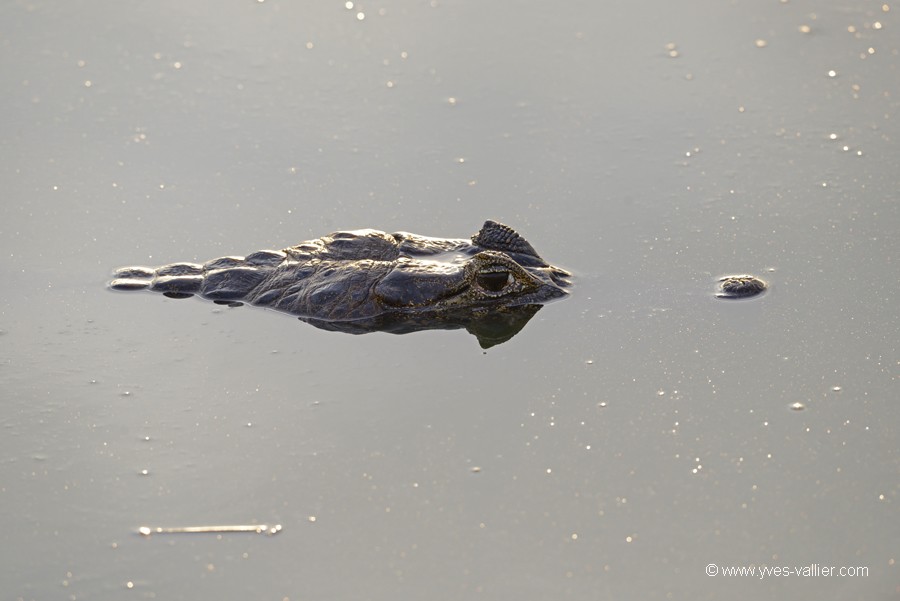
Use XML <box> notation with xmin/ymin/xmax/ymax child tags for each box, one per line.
<box><xmin>138</xmin><ymin>524</ymin><xmax>282</xmax><ymax>537</ymax></box>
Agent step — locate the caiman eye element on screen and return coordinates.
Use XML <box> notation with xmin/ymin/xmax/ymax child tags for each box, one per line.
<box><xmin>476</xmin><ymin>267</ymin><xmax>513</xmax><ymax>293</ymax></box>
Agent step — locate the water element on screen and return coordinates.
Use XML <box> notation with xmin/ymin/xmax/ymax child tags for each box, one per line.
<box><xmin>1</xmin><ymin>1</ymin><xmax>897</xmax><ymax>599</ymax></box>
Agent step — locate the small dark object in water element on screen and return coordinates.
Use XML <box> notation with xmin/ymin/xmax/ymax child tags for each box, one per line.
<box><xmin>716</xmin><ymin>275</ymin><xmax>767</xmax><ymax>299</ymax></box>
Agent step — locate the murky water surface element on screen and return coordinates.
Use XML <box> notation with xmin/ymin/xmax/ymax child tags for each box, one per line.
<box><xmin>1</xmin><ymin>1</ymin><xmax>897</xmax><ymax>599</ymax></box>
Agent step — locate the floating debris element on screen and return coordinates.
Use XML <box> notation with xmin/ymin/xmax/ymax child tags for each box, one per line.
<box><xmin>138</xmin><ymin>524</ymin><xmax>282</xmax><ymax>537</ymax></box>
<box><xmin>715</xmin><ymin>275</ymin><xmax>768</xmax><ymax>299</ymax></box>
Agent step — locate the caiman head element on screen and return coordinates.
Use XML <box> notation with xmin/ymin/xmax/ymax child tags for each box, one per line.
<box><xmin>109</xmin><ymin>220</ymin><xmax>571</xmax><ymax>347</ymax></box>
<box><xmin>374</xmin><ymin>220</ymin><xmax>571</xmax><ymax>313</ymax></box>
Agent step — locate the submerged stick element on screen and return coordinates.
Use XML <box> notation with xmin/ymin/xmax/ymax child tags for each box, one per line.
<box><xmin>138</xmin><ymin>524</ymin><xmax>282</xmax><ymax>536</ymax></box>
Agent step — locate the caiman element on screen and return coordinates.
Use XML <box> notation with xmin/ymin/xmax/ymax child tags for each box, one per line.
<box><xmin>109</xmin><ymin>220</ymin><xmax>571</xmax><ymax>347</ymax></box>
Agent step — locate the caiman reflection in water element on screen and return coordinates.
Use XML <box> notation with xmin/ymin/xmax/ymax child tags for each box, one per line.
<box><xmin>109</xmin><ymin>221</ymin><xmax>571</xmax><ymax>347</ymax></box>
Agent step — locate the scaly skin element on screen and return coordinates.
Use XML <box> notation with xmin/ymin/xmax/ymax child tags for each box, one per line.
<box><xmin>109</xmin><ymin>221</ymin><xmax>571</xmax><ymax>346</ymax></box>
